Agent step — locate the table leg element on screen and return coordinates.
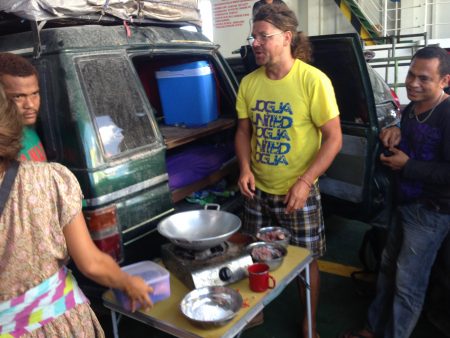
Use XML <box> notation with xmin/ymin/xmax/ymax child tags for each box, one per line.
<box><xmin>110</xmin><ymin>309</ymin><xmax>120</xmax><ymax>338</ymax></box>
<box><xmin>305</xmin><ymin>264</ymin><xmax>312</xmax><ymax>338</ymax></box>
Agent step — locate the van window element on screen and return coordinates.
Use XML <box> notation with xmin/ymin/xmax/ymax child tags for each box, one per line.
<box><xmin>311</xmin><ymin>39</ymin><xmax>371</xmax><ymax>124</ymax></box>
<box><xmin>33</xmin><ymin>58</ymin><xmax>58</xmax><ymax>160</ymax></box>
<box><xmin>76</xmin><ymin>55</ymin><xmax>158</xmax><ymax>158</ymax></box>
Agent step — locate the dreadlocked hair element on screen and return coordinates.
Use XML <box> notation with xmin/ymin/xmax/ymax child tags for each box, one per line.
<box><xmin>253</xmin><ymin>3</ymin><xmax>312</xmax><ymax>63</ymax></box>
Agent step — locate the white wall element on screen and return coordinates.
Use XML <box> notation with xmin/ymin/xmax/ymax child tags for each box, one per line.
<box><xmin>199</xmin><ymin>0</ymin><xmax>214</xmax><ymax>41</ymax></box>
<box><xmin>398</xmin><ymin>0</ymin><xmax>450</xmax><ymax>39</ymax></box>
<box><xmin>298</xmin><ymin>0</ymin><xmax>355</xmax><ymax>36</ymax></box>
<box><xmin>207</xmin><ymin>0</ymin><xmax>356</xmax><ymax>57</ymax></box>
<box><xmin>204</xmin><ymin>0</ymin><xmax>450</xmax><ymax>57</ymax></box>
<box><xmin>209</xmin><ymin>0</ymin><xmax>253</xmax><ymax>57</ymax></box>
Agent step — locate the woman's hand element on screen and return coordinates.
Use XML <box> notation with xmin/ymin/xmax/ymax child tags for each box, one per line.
<box><xmin>122</xmin><ymin>274</ymin><xmax>153</xmax><ymax>312</ymax></box>
<box><xmin>64</xmin><ymin>212</ymin><xmax>154</xmax><ymax>312</ymax></box>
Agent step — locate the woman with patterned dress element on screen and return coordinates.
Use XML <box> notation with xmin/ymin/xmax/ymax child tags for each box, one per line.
<box><xmin>0</xmin><ymin>84</ymin><xmax>153</xmax><ymax>337</ymax></box>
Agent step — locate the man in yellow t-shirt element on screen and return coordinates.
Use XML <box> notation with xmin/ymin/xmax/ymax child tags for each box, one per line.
<box><xmin>235</xmin><ymin>4</ymin><xmax>342</xmax><ymax>338</ymax></box>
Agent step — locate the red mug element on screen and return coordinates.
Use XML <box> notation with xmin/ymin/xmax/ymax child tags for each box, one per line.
<box><xmin>248</xmin><ymin>263</ymin><xmax>276</xmax><ymax>292</ymax></box>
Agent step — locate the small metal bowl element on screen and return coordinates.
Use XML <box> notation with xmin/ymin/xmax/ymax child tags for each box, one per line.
<box><xmin>256</xmin><ymin>226</ymin><xmax>291</xmax><ymax>248</ymax></box>
<box><xmin>180</xmin><ymin>286</ymin><xmax>243</xmax><ymax>328</ymax></box>
<box><xmin>228</xmin><ymin>232</ymin><xmax>256</xmax><ymax>246</ymax></box>
<box><xmin>246</xmin><ymin>241</ymin><xmax>287</xmax><ymax>271</ymax></box>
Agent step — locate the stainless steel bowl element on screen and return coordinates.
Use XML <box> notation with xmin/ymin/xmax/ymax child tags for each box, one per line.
<box><xmin>157</xmin><ymin>204</ymin><xmax>241</xmax><ymax>250</ymax></box>
<box><xmin>246</xmin><ymin>241</ymin><xmax>287</xmax><ymax>271</ymax></box>
<box><xmin>180</xmin><ymin>286</ymin><xmax>243</xmax><ymax>328</ymax></box>
<box><xmin>256</xmin><ymin>226</ymin><xmax>291</xmax><ymax>248</ymax></box>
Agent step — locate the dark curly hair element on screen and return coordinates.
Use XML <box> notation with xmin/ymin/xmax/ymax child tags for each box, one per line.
<box><xmin>253</xmin><ymin>3</ymin><xmax>312</xmax><ymax>63</ymax></box>
<box><xmin>0</xmin><ymin>83</ymin><xmax>23</xmax><ymax>169</ymax></box>
<box><xmin>0</xmin><ymin>52</ymin><xmax>38</xmax><ymax>78</ymax></box>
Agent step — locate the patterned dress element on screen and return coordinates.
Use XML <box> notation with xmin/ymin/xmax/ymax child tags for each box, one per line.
<box><xmin>0</xmin><ymin>161</ymin><xmax>104</xmax><ymax>337</ymax></box>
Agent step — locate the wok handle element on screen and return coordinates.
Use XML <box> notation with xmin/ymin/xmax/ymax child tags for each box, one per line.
<box><xmin>204</xmin><ymin>203</ymin><xmax>220</xmax><ymax>211</ymax></box>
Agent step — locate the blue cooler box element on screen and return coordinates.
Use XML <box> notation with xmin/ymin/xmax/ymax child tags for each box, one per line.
<box><xmin>155</xmin><ymin>61</ymin><xmax>218</xmax><ymax>127</ymax></box>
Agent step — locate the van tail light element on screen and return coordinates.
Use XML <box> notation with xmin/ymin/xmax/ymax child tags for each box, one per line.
<box><xmin>390</xmin><ymin>88</ymin><xmax>401</xmax><ymax>109</ymax></box>
<box><xmin>84</xmin><ymin>205</ymin><xmax>123</xmax><ymax>262</ymax></box>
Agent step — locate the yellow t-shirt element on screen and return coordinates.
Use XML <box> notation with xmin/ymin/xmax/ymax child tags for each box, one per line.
<box><xmin>236</xmin><ymin>59</ymin><xmax>340</xmax><ymax>195</ymax></box>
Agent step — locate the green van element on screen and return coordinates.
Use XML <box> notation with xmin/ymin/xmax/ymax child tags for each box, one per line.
<box><xmin>0</xmin><ymin>16</ymin><xmax>240</xmax><ymax>262</ymax></box>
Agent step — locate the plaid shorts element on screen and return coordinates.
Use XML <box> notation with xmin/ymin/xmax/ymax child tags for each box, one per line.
<box><xmin>243</xmin><ymin>183</ymin><xmax>326</xmax><ymax>258</ymax></box>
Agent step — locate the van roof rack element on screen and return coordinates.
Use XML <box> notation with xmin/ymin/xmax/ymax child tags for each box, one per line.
<box><xmin>0</xmin><ymin>11</ymin><xmax>200</xmax><ymax>35</ymax></box>
<box><xmin>0</xmin><ymin>11</ymin><xmax>201</xmax><ymax>58</ymax></box>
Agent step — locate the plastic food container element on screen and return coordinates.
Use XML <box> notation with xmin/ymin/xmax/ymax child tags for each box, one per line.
<box><xmin>113</xmin><ymin>260</ymin><xmax>170</xmax><ymax>311</ymax></box>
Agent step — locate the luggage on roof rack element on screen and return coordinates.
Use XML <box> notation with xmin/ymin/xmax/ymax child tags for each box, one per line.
<box><xmin>0</xmin><ymin>0</ymin><xmax>201</xmax><ymax>25</ymax></box>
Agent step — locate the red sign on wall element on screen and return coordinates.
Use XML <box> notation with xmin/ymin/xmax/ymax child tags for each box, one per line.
<box><xmin>212</xmin><ymin>0</ymin><xmax>253</xmax><ymax>29</ymax></box>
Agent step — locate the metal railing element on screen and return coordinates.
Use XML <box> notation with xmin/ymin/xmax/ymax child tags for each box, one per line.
<box><xmin>356</xmin><ymin>0</ymin><xmax>450</xmax><ymax>38</ymax></box>
<box><xmin>351</xmin><ymin>1</ymin><xmax>449</xmax><ymax>103</ymax></box>
<box><xmin>365</xmin><ymin>33</ymin><xmax>429</xmax><ymax>91</ymax></box>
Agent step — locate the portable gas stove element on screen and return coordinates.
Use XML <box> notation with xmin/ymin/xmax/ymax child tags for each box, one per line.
<box><xmin>161</xmin><ymin>240</ymin><xmax>253</xmax><ymax>289</ymax></box>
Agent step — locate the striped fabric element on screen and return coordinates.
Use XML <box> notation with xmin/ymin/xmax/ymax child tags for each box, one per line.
<box><xmin>243</xmin><ymin>183</ymin><xmax>326</xmax><ymax>258</ymax></box>
<box><xmin>0</xmin><ymin>267</ymin><xmax>87</xmax><ymax>338</ymax></box>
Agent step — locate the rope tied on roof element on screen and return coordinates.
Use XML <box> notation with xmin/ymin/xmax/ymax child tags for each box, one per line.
<box><xmin>102</xmin><ymin>0</ymin><xmax>111</xmax><ymax>16</ymax></box>
<box><xmin>123</xmin><ymin>20</ymin><xmax>131</xmax><ymax>37</ymax></box>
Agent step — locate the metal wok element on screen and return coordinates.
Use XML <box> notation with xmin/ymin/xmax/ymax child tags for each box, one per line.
<box><xmin>157</xmin><ymin>204</ymin><xmax>241</xmax><ymax>250</ymax></box>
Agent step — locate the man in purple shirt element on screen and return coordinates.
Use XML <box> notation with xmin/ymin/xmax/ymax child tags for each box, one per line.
<box><xmin>341</xmin><ymin>46</ymin><xmax>450</xmax><ymax>338</ymax></box>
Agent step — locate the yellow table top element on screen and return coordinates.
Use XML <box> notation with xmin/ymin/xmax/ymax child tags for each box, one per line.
<box><xmin>103</xmin><ymin>245</ymin><xmax>312</xmax><ymax>338</ymax></box>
